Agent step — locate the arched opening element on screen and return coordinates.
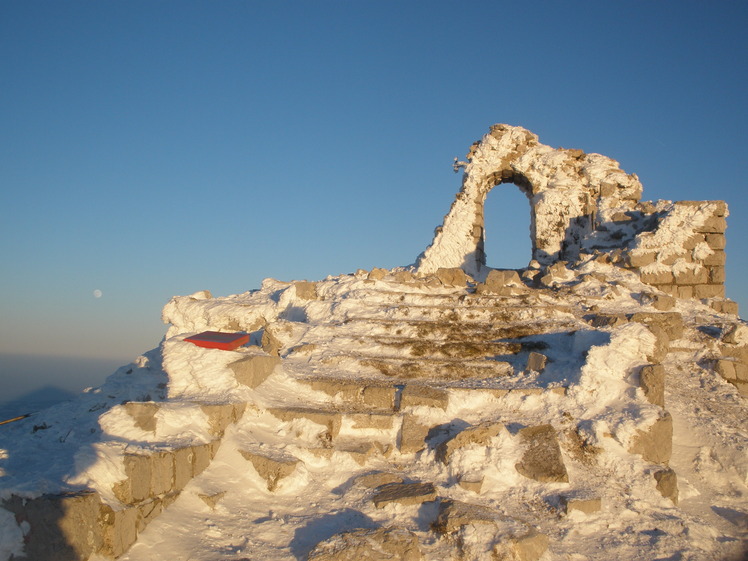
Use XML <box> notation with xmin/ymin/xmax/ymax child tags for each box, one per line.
<box><xmin>482</xmin><ymin>183</ymin><xmax>533</xmax><ymax>270</ymax></box>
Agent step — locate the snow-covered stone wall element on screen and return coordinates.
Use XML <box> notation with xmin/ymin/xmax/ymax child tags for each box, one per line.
<box><xmin>415</xmin><ymin>125</ymin><xmax>730</xmax><ymax>303</ymax></box>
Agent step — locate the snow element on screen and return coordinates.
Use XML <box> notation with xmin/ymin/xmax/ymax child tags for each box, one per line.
<box><xmin>1</xmin><ymin>265</ymin><xmax>747</xmax><ymax>561</ymax></box>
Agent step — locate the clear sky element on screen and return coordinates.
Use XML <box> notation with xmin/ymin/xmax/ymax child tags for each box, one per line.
<box><xmin>1</xmin><ymin>1</ymin><xmax>747</xmax><ymax>403</ymax></box>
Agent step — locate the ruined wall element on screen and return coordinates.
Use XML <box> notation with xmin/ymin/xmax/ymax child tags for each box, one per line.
<box><xmin>415</xmin><ymin>124</ymin><xmax>730</xmax><ymax>304</ymax></box>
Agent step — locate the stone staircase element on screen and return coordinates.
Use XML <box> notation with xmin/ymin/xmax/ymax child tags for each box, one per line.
<box><xmin>3</xmin><ymin>268</ymin><xmax>711</xmax><ymax>560</ymax></box>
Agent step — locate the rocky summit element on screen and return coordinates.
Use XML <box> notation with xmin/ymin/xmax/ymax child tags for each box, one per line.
<box><xmin>1</xmin><ymin>125</ymin><xmax>746</xmax><ymax>561</ymax></box>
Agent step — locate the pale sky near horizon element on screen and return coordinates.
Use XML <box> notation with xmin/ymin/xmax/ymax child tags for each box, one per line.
<box><xmin>1</xmin><ymin>1</ymin><xmax>747</xmax><ymax>403</ymax></box>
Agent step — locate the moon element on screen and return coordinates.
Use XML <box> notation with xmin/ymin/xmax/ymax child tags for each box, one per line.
<box><xmin>93</xmin><ymin>289</ymin><xmax>103</xmax><ymax>299</ymax></box>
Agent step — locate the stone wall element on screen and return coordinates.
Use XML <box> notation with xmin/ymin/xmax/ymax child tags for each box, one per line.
<box><xmin>415</xmin><ymin>125</ymin><xmax>733</xmax><ymax>309</ymax></box>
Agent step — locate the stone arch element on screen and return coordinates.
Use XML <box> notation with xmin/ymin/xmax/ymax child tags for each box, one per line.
<box><xmin>415</xmin><ymin>124</ymin><xmax>643</xmax><ymax>278</ymax></box>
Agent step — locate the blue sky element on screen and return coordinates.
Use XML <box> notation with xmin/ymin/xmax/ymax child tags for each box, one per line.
<box><xmin>1</xmin><ymin>1</ymin><xmax>747</xmax><ymax>403</ymax></box>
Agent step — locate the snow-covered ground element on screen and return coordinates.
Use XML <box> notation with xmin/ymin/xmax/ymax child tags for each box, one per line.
<box><xmin>1</xmin><ymin>265</ymin><xmax>747</xmax><ymax>561</ymax></box>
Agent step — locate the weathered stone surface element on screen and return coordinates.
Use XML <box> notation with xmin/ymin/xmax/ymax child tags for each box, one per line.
<box><xmin>201</xmin><ymin>402</ymin><xmax>246</xmax><ymax>435</ymax></box>
<box><xmin>457</xmin><ymin>477</ymin><xmax>484</xmax><ymax>493</ymax></box>
<box><xmin>432</xmin><ymin>499</ymin><xmax>503</xmax><ymax>534</ymax></box>
<box><xmin>3</xmin><ymin>491</ymin><xmax>104</xmax><ymax>561</ymax></box>
<box><xmin>239</xmin><ymin>450</ymin><xmax>300</xmax><ymax>491</ymax></box>
<box><xmin>525</xmin><ymin>351</ymin><xmax>547</xmax><ymax>373</ymax></box>
<box><xmin>507</xmin><ymin>530</ymin><xmax>549</xmax><ymax>561</ymax></box>
<box><xmin>371</xmin><ymin>481</ymin><xmax>436</xmax><ymax>508</ymax></box>
<box><xmin>716</xmin><ymin>359</ymin><xmax>737</xmax><ymax>381</ymax></box>
<box><xmin>398</xmin><ymin>414</ymin><xmax>430</xmax><ymax>453</ymax></box>
<box><xmin>652</xmin><ymin>294</ymin><xmax>676</xmax><ymax>311</ymax></box>
<box><xmin>198</xmin><ymin>491</ymin><xmax>226</xmax><ymax>509</ymax></box>
<box><xmin>268</xmin><ymin>407</ymin><xmax>342</xmax><ymax>440</ymax></box>
<box><xmin>356</xmin><ymin>472</ymin><xmax>404</xmax><ymax>488</ymax></box>
<box><xmin>294</xmin><ymin>280</ymin><xmax>318</xmax><ymax>300</ymax></box>
<box><xmin>229</xmin><ymin>354</ymin><xmax>280</xmax><ymax>389</ymax></box>
<box><xmin>400</xmin><ymin>385</ymin><xmax>449</xmax><ymax>409</ymax></box>
<box><xmin>436</xmin><ymin>422</ymin><xmax>504</xmax><ymax>464</ymax></box>
<box><xmin>654</xmin><ymin>467</ymin><xmax>679</xmax><ymax>505</ymax></box>
<box><xmin>515</xmin><ymin>424</ymin><xmax>568</xmax><ymax>483</ymax></box>
<box><xmin>368</xmin><ymin>267</ymin><xmax>388</xmax><ymax>280</ymax></box>
<box><xmin>149</xmin><ymin>450</ymin><xmax>175</xmax><ymax>495</ymax></box>
<box><xmin>436</xmin><ymin>267</ymin><xmax>469</xmax><ymax>287</ymax></box>
<box><xmin>308</xmin><ymin>527</ymin><xmax>422</xmax><ymax>561</ymax></box>
<box><xmin>560</xmin><ymin>494</ymin><xmax>602</xmax><ymax>515</ymax></box>
<box><xmin>101</xmin><ymin>501</ymin><xmax>139</xmax><ymax>557</ymax></box>
<box><xmin>640</xmin><ymin>364</ymin><xmax>665</xmax><ymax>407</ymax></box>
<box><xmin>629</xmin><ymin>411</ymin><xmax>673</xmax><ymax>464</ymax></box>
<box><xmin>124</xmin><ymin>402</ymin><xmax>160</xmax><ymax>432</ymax></box>
<box><xmin>629</xmin><ymin>312</ymin><xmax>684</xmax><ymax>341</ymax></box>
<box><xmin>347</xmin><ymin>412</ymin><xmax>395</xmax><ymax>430</ymax></box>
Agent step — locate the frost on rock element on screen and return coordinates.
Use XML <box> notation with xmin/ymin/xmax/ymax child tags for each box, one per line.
<box><xmin>1</xmin><ymin>124</ymin><xmax>746</xmax><ymax>561</ymax></box>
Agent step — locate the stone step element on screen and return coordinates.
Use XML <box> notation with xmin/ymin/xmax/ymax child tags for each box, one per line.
<box><xmin>343</xmin><ymin>355</ymin><xmax>515</xmax><ymax>380</ymax></box>
<box><xmin>308</xmin><ymin>335</ymin><xmax>522</xmax><ymax>360</ymax></box>
<box><xmin>335</xmin><ymin>317</ymin><xmax>583</xmax><ymax>341</ymax></box>
<box><xmin>339</xmin><ymin>302</ymin><xmax>573</xmax><ymax>324</ymax></box>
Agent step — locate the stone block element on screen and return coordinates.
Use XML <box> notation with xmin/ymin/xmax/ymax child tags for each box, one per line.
<box><xmin>400</xmin><ymin>385</ymin><xmax>449</xmax><ymax>409</ymax></box>
<box><xmin>192</xmin><ymin>442</ymin><xmax>215</xmax><ymax>476</ymax></box>
<box><xmin>355</xmin><ymin>472</ymin><xmax>404</xmax><ymax>488</ymax></box>
<box><xmin>367</xmin><ymin>268</ymin><xmax>388</xmax><ymax>280</ymax></box>
<box><xmin>124</xmin><ymin>402</ymin><xmax>160</xmax><ymax>432</ymax></box>
<box><xmin>201</xmin><ymin>403</ymin><xmax>246</xmax><ymax>435</ymax></box>
<box><xmin>715</xmin><ymin>359</ymin><xmax>737</xmax><ymax>381</ymax></box>
<box><xmin>706</xmin><ymin>233</ymin><xmax>726</xmax><ymax>250</ymax></box>
<box><xmin>640</xmin><ymin>364</ymin><xmax>665</xmax><ymax>407</ymax></box>
<box><xmin>436</xmin><ymin>422</ymin><xmax>504</xmax><ymax>464</ymax></box>
<box><xmin>198</xmin><ymin>491</ymin><xmax>226</xmax><ymax>509</ymax></box>
<box><xmin>347</xmin><ymin>412</ymin><xmax>395</xmax><ymax>430</ymax></box>
<box><xmin>239</xmin><ymin>450</ymin><xmax>300</xmax><ymax>491</ymax></box>
<box><xmin>361</xmin><ymin>385</ymin><xmax>397</xmax><ymax>410</ymax></box>
<box><xmin>694</xmin><ymin>284</ymin><xmax>724</xmax><ymax>298</ymax></box>
<box><xmin>654</xmin><ymin>468</ymin><xmax>679</xmax><ymax>505</ymax></box>
<box><xmin>432</xmin><ymin>499</ymin><xmax>503</xmax><ymax>534</ymax></box>
<box><xmin>696</xmin><ymin>216</ymin><xmax>727</xmax><ymax>233</ymax></box>
<box><xmin>293</xmin><ymin>281</ymin><xmax>318</xmax><ymax>300</ymax></box>
<box><xmin>149</xmin><ymin>451</ymin><xmax>175</xmax><ymax>496</ymax></box>
<box><xmin>708</xmin><ymin>266</ymin><xmax>726</xmax><ymax>283</ymax></box>
<box><xmin>392</xmin><ymin>270</ymin><xmax>414</xmax><ymax>283</ymax></box>
<box><xmin>113</xmin><ymin>454</ymin><xmax>151</xmax><ymax>504</ymax></box>
<box><xmin>628</xmin><ymin>252</ymin><xmax>656</xmax><ymax>268</ymax></box>
<box><xmin>435</xmin><ymin>267</ymin><xmax>469</xmax><ymax>286</ymax></box>
<box><xmin>652</xmin><ymin>294</ymin><xmax>675</xmax><ymax>311</ymax></box>
<box><xmin>735</xmin><ymin>362</ymin><xmax>748</xmax><ymax>382</ymax></box>
<box><xmin>629</xmin><ymin>312</ymin><xmax>684</xmax><ymax>340</ymax></box>
<box><xmin>515</xmin><ymin>424</ymin><xmax>568</xmax><ymax>483</ymax></box>
<box><xmin>100</xmin><ymin>502</ymin><xmax>139</xmax><ymax>558</ymax></box>
<box><xmin>173</xmin><ymin>446</ymin><xmax>195</xmax><ymax>491</ymax></box>
<box><xmin>673</xmin><ymin>267</ymin><xmax>708</xmax><ymax>285</ymax></box>
<box><xmin>136</xmin><ymin>496</ymin><xmax>165</xmax><ymax>533</ymax></box>
<box><xmin>510</xmin><ymin>531</ymin><xmax>549</xmax><ymax>561</ymax></box>
<box><xmin>308</xmin><ymin>527</ymin><xmax>422</xmax><ymax>561</ymax></box>
<box><xmin>398</xmin><ymin>414</ymin><xmax>430</xmax><ymax>453</ymax></box>
<box><xmin>703</xmin><ymin>250</ymin><xmax>726</xmax><ymax>266</ymax></box>
<box><xmin>457</xmin><ymin>476</ymin><xmax>484</xmax><ymax>493</ymax></box>
<box><xmin>560</xmin><ymin>495</ymin><xmax>602</xmax><ymax>515</ymax></box>
<box><xmin>229</xmin><ymin>354</ymin><xmax>281</xmax><ymax>389</ymax></box>
<box><xmin>640</xmin><ymin>270</ymin><xmax>673</xmax><ymax>285</ymax></box>
<box><xmin>628</xmin><ymin>411</ymin><xmax>672</xmax><ymax>464</ymax></box>
<box><xmin>525</xmin><ymin>351</ymin><xmax>547</xmax><ymax>373</ymax></box>
<box><xmin>3</xmin><ymin>491</ymin><xmax>104</xmax><ymax>561</ymax></box>
<box><xmin>371</xmin><ymin>481</ymin><xmax>436</xmax><ymax>508</ymax></box>
<box><xmin>268</xmin><ymin>407</ymin><xmax>342</xmax><ymax>439</ymax></box>
<box><xmin>677</xmin><ymin>285</ymin><xmax>694</xmax><ymax>299</ymax></box>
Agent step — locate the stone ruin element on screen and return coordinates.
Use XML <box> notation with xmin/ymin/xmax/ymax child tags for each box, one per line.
<box><xmin>418</xmin><ymin>124</ymin><xmax>731</xmax><ymax>305</ymax></box>
<box><xmin>2</xmin><ymin>125</ymin><xmax>746</xmax><ymax>561</ymax></box>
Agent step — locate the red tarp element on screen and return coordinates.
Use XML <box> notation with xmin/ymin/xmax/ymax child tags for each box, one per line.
<box><xmin>184</xmin><ymin>331</ymin><xmax>250</xmax><ymax>351</ymax></box>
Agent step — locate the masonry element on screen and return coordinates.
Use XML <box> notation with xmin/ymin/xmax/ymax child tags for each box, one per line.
<box><xmin>416</xmin><ymin>124</ymin><xmax>731</xmax><ymax>306</ymax></box>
